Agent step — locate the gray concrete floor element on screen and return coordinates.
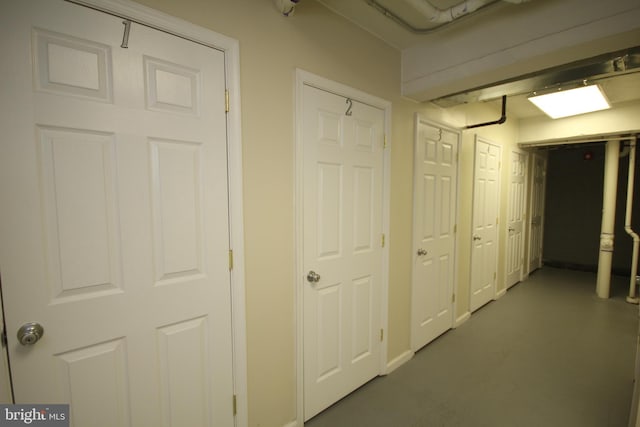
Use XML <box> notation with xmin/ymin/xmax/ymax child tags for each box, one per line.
<box><xmin>306</xmin><ymin>267</ymin><xmax>639</xmax><ymax>427</ymax></box>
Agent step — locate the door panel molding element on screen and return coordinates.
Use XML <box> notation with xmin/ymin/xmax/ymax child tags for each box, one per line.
<box><xmin>295</xmin><ymin>69</ymin><xmax>391</xmax><ymax>425</ymax></box>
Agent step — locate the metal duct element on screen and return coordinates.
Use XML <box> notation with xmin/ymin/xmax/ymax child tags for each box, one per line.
<box><xmin>432</xmin><ymin>46</ymin><xmax>640</xmax><ymax>107</ymax></box>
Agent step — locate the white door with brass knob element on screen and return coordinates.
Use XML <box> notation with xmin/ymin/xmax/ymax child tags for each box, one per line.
<box><xmin>301</xmin><ymin>83</ymin><xmax>386</xmax><ymax>420</ymax></box>
<box><xmin>0</xmin><ymin>1</ymin><xmax>236</xmax><ymax>425</ymax></box>
<box><xmin>410</xmin><ymin>118</ymin><xmax>459</xmax><ymax>352</ymax></box>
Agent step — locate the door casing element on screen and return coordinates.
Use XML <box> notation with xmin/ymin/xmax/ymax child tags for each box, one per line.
<box><xmin>0</xmin><ymin>0</ymin><xmax>248</xmax><ymax>424</ymax></box>
<box><xmin>294</xmin><ymin>69</ymin><xmax>391</xmax><ymax>425</ymax></box>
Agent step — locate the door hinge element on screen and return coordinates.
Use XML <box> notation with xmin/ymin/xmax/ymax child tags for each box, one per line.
<box><xmin>380</xmin><ymin>329</ymin><xmax>384</xmax><ymax>342</ymax></box>
<box><xmin>381</xmin><ymin>234</ymin><xmax>385</xmax><ymax>248</ymax></box>
<box><xmin>229</xmin><ymin>249</ymin><xmax>234</xmax><ymax>271</ymax></box>
<box><xmin>494</xmin><ymin>272</ymin><xmax>497</xmax><ymax>280</ymax></box>
<box><xmin>383</xmin><ymin>134</ymin><xmax>387</xmax><ymax>149</ymax></box>
<box><xmin>453</xmin><ymin>224</ymin><xmax>457</xmax><ymax>233</ymax></box>
<box><xmin>452</xmin><ymin>293</ymin><xmax>455</xmax><ymax>303</ymax></box>
<box><xmin>232</xmin><ymin>394</ymin><xmax>237</xmax><ymax>416</ymax></box>
<box><xmin>225</xmin><ymin>90</ymin><xmax>230</xmax><ymax>113</ymax></box>
<box><xmin>496</xmin><ymin>217</ymin><xmax>499</xmax><ymax>225</ymax></box>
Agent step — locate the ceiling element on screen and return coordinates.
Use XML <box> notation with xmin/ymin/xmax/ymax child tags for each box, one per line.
<box><xmin>315</xmin><ymin>0</ymin><xmax>640</xmax><ymax>120</ymax></box>
<box><xmin>316</xmin><ymin>0</ymin><xmax>505</xmax><ymax>50</ymax></box>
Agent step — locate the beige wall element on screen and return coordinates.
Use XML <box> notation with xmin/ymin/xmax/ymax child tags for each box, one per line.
<box><xmin>129</xmin><ymin>1</ymin><xmax>533</xmax><ymax>425</ymax></box>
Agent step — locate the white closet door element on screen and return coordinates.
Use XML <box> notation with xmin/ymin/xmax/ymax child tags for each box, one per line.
<box><xmin>302</xmin><ymin>84</ymin><xmax>384</xmax><ymax>420</ymax></box>
<box><xmin>0</xmin><ymin>1</ymin><xmax>235</xmax><ymax>425</ymax></box>
<box><xmin>506</xmin><ymin>150</ymin><xmax>528</xmax><ymax>288</ymax></box>
<box><xmin>470</xmin><ymin>137</ymin><xmax>501</xmax><ymax>312</ymax></box>
<box><xmin>411</xmin><ymin>119</ymin><xmax>458</xmax><ymax>351</ymax></box>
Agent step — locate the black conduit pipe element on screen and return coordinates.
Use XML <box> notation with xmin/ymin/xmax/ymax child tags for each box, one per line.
<box><xmin>465</xmin><ymin>95</ymin><xmax>507</xmax><ymax>129</ymax></box>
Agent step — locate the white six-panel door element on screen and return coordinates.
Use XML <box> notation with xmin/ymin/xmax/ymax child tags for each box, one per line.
<box><xmin>0</xmin><ymin>1</ymin><xmax>235</xmax><ymax>425</ymax></box>
<box><xmin>506</xmin><ymin>150</ymin><xmax>528</xmax><ymax>288</ymax></box>
<box><xmin>302</xmin><ymin>84</ymin><xmax>384</xmax><ymax>420</ymax></box>
<box><xmin>411</xmin><ymin>119</ymin><xmax>458</xmax><ymax>351</ymax></box>
<box><xmin>470</xmin><ymin>137</ymin><xmax>501</xmax><ymax>312</ymax></box>
<box><xmin>528</xmin><ymin>154</ymin><xmax>547</xmax><ymax>273</ymax></box>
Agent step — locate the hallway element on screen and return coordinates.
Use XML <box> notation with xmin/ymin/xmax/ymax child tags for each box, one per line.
<box><xmin>306</xmin><ymin>267</ymin><xmax>638</xmax><ymax>427</ymax></box>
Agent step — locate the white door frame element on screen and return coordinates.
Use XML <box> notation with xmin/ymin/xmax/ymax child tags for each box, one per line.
<box><xmin>1</xmin><ymin>0</ymin><xmax>248</xmax><ymax>423</ymax></box>
<box><xmin>294</xmin><ymin>69</ymin><xmax>391</xmax><ymax>426</ymax></box>
<box><xmin>410</xmin><ymin>116</ymin><xmax>460</xmax><ymax>351</ymax></box>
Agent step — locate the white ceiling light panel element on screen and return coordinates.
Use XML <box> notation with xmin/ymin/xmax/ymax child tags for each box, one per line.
<box><xmin>528</xmin><ymin>84</ymin><xmax>611</xmax><ymax>119</ymax></box>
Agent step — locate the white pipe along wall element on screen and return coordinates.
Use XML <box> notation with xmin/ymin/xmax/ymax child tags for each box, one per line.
<box><xmin>625</xmin><ymin>138</ymin><xmax>640</xmax><ymax>304</ymax></box>
<box><xmin>596</xmin><ymin>140</ymin><xmax>621</xmax><ymax>299</ymax></box>
<box><xmin>403</xmin><ymin>0</ymin><xmax>496</xmax><ymax>25</ymax></box>
<box><xmin>376</xmin><ymin>0</ymin><xmax>533</xmax><ymax>30</ymax></box>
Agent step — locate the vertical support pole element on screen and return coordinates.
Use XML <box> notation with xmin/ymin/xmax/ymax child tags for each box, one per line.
<box><xmin>625</xmin><ymin>139</ymin><xmax>640</xmax><ymax>304</ymax></box>
<box><xmin>596</xmin><ymin>140</ymin><xmax>620</xmax><ymax>299</ymax></box>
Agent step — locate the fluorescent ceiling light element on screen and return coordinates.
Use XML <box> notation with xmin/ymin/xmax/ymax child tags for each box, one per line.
<box><xmin>528</xmin><ymin>84</ymin><xmax>611</xmax><ymax>119</ymax></box>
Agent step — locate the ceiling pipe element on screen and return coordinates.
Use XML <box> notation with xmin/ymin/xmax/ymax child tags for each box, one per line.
<box><xmin>404</xmin><ymin>0</ymin><xmax>494</xmax><ymax>25</ymax></box>
<box><xmin>366</xmin><ymin>0</ymin><xmax>530</xmax><ymax>34</ymax></box>
<box><xmin>465</xmin><ymin>95</ymin><xmax>507</xmax><ymax>129</ymax></box>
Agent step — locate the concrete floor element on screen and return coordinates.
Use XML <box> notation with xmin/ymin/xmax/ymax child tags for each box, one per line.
<box><xmin>306</xmin><ymin>267</ymin><xmax>639</xmax><ymax>427</ymax></box>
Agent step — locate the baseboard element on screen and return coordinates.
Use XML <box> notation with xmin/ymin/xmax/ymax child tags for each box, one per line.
<box><xmin>495</xmin><ymin>288</ymin><xmax>507</xmax><ymax>299</ymax></box>
<box><xmin>386</xmin><ymin>349</ymin><xmax>413</xmax><ymax>374</ymax></box>
<box><xmin>283</xmin><ymin>420</ymin><xmax>299</xmax><ymax>427</ymax></box>
<box><xmin>454</xmin><ymin>311</ymin><xmax>470</xmax><ymax>328</ymax></box>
